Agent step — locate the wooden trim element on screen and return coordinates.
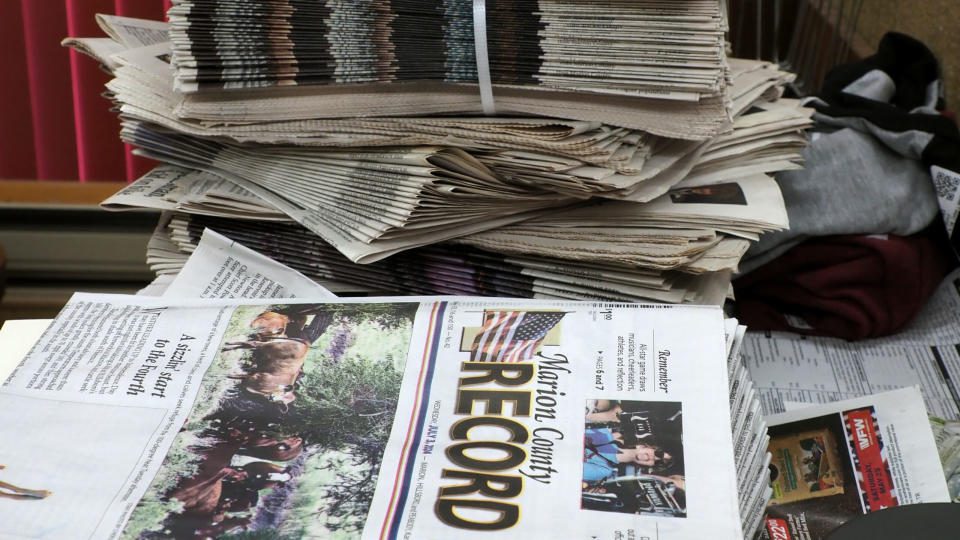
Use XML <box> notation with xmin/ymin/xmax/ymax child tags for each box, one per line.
<box><xmin>0</xmin><ymin>180</ymin><xmax>126</xmax><ymax>206</ymax></box>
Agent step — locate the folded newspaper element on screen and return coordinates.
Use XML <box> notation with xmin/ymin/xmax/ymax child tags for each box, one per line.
<box><xmin>759</xmin><ymin>388</ymin><xmax>950</xmax><ymax>540</ymax></box>
<box><xmin>0</xmin><ymin>288</ymin><xmax>767</xmax><ymax>539</ymax></box>
<box><xmin>69</xmin><ymin>14</ymin><xmax>807</xmax><ymax>305</ymax></box>
<box><xmin>164</xmin><ymin>0</ymin><xmax>733</xmax><ymax>138</ymax></box>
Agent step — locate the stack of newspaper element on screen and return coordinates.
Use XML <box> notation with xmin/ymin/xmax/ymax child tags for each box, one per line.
<box><xmin>727</xmin><ymin>319</ymin><xmax>775</xmax><ymax>537</ymax></box>
<box><xmin>169</xmin><ymin>0</ymin><xmax>728</xmax><ymax>96</ymax></box>
<box><xmin>70</xmin><ymin>8</ymin><xmax>808</xmax><ymax>305</ymax></box>
<box><xmin>164</xmin><ymin>0</ymin><xmax>732</xmax><ymax>138</ymax></box>
<box><xmin>0</xmin><ymin>227</ymin><xmax>774</xmax><ymax>538</ymax></box>
<box><xmin>2</xmin><ymin>229</ymin><xmax>950</xmax><ymax>540</ymax></box>
<box><xmin>154</xmin><ymin>209</ymin><xmax>735</xmax><ymax>303</ymax></box>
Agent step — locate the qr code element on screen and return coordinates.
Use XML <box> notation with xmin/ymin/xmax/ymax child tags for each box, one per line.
<box><xmin>933</xmin><ymin>166</ymin><xmax>960</xmax><ymax>202</ymax></box>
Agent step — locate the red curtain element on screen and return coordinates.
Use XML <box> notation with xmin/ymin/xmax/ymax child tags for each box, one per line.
<box><xmin>0</xmin><ymin>0</ymin><xmax>166</xmax><ymax>182</ymax></box>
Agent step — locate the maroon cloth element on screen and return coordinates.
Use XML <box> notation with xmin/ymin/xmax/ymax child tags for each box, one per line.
<box><xmin>733</xmin><ymin>233</ymin><xmax>954</xmax><ymax>340</ymax></box>
<box><xmin>23</xmin><ymin>0</ymin><xmax>79</xmax><ymax>180</ymax></box>
<box><xmin>0</xmin><ymin>0</ymin><xmax>165</xmax><ymax>182</ymax></box>
<box><xmin>0</xmin><ymin>0</ymin><xmax>37</xmax><ymax>179</ymax></box>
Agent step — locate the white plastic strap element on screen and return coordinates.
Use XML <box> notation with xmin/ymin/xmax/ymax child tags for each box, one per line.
<box><xmin>472</xmin><ymin>0</ymin><xmax>496</xmax><ymax>115</ymax></box>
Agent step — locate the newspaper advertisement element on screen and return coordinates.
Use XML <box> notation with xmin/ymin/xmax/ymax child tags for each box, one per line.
<box><xmin>741</xmin><ymin>268</ymin><xmax>960</xmax><ymax>419</ymax></box>
<box><xmin>0</xmin><ymin>297</ymin><xmax>742</xmax><ymax>539</ymax></box>
<box><xmin>760</xmin><ymin>387</ymin><xmax>950</xmax><ymax>540</ymax></box>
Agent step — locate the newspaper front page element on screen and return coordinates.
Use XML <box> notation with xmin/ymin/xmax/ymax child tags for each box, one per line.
<box><xmin>760</xmin><ymin>387</ymin><xmax>950</xmax><ymax>540</ymax></box>
<box><xmin>363</xmin><ymin>303</ymin><xmax>741</xmax><ymax>539</ymax></box>
<box><xmin>0</xmin><ymin>297</ymin><xmax>741</xmax><ymax>539</ymax></box>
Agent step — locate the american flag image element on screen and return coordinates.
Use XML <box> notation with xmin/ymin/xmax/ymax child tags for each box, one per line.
<box><xmin>470</xmin><ymin>311</ymin><xmax>565</xmax><ymax>363</ymax></box>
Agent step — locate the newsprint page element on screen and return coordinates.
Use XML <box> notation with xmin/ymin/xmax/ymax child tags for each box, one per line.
<box><xmin>0</xmin><ymin>296</ymin><xmax>740</xmax><ymax>539</ymax></box>
<box><xmin>762</xmin><ymin>388</ymin><xmax>949</xmax><ymax>539</ymax></box>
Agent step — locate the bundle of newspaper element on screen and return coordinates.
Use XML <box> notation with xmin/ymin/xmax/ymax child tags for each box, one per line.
<box><xmin>726</xmin><ymin>319</ymin><xmax>774</xmax><ymax>538</ymax></box>
<box><xmin>146</xmin><ymin>209</ymin><xmax>733</xmax><ymax>304</ymax></box>
<box><xmin>71</xmin><ymin>14</ymin><xmax>807</xmax><ymax>303</ymax></box>
<box><xmin>103</xmin><ymin>41</ymin><xmax>800</xmax><ymax>258</ymax></box>
<box><xmin>164</xmin><ymin>0</ymin><xmax>732</xmax><ymax>138</ymax></box>
<box><xmin>105</xmin><ymin>40</ymin><xmax>799</xmax><ymax>201</ymax></box>
<box><xmin>105</xmin><ymin>163</ymin><xmax>790</xmax><ymax>304</ymax></box>
<box><xmin>0</xmin><ymin>229</ymin><xmax>773</xmax><ymax>538</ymax></box>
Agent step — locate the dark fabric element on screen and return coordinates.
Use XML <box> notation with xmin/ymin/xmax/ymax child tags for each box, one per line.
<box><xmin>734</xmin><ymin>227</ymin><xmax>956</xmax><ymax>340</ymax></box>
<box><xmin>819</xmin><ymin>33</ymin><xmax>943</xmax><ymax>112</ymax></box>
<box><xmin>812</xmin><ymin>32</ymin><xmax>960</xmax><ymax>253</ymax></box>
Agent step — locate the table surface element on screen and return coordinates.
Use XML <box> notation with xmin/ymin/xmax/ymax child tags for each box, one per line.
<box><xmin>0</xmin><ymin>319</ymin><xmax>52</xmax><ymax>382</ymax></box>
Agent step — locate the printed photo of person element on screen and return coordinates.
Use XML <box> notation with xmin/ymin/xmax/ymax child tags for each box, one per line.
<box><xmin>581</xmin><ymin>399</ymin><xmax>686</xmax><ymax>517</ymax></box>
<box><xmin>668</xmin><ymin>182</ymin><xmax>747</xmax><ymax>205</ymax></box>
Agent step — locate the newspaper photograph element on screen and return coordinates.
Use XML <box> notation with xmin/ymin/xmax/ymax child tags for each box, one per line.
<box><xmin>121</xmin><ymin>301</ymin><xmax>420</xmax><ymax>538</ymax></box>
<box><xmin>760</xmin><ymin>387</ymin><xmax>950</xmax><ymax>540</ymax></box>
<box><xmin>0</xmin><ymin>296</ymin><xmax>742</xmax><ymax>539</ymax></box>
<box><xmin>582</xmin><ymin>400</ymin><xmax>687</xmax><ymax>517</ymax></box>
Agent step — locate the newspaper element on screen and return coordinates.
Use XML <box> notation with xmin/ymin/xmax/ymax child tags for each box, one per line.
<box><xmin>458</xmin><ymin>173</ymin><xmax>790</xmax><ymax>269</ymax></box>
<box><xmin>364</xmin><ymin>304</ymin><xmax>744</xmax><ymax>538</ymax></box>
<box><xmin>163</xmin><ymin>229</ymin><xmax>335</xmax><ymax>299</ymax></box>
<box><xmin>61</xmin><ymin>15</ymin><xmax>168</xmax><ymax>70</ymax></box>
<box><xmin>0</xmin><ymin>228</ymin><xmax>335</xmax><ymax>385</ymax></box>
<box><xmin>0</xmin><ymin>295</ymin><xmax>754</xmax><ymax>539</ymax></box>
<box><xmin>760</xmin><ymin>387</ymin><xmax>950</xmax><ymax>540</ymax></box>
<box><xmin>168</xmin><ymin>1</ymin><xmax>729</xmax><ymax>100</ymax></box>
<box><xmin>726</xmin><ymin>319</ymin><xmax>775</xmax><ymax>539</ymax></box>
<box><xmin>156</xmin><ymin>211</ymin><xmax>730</xmax><ymax>305</ymax></box>
<box><xmin>741</xmin><ymin>267</ymin><xmax>960</xmax><ymax>420</ymax></box>
<box><xmin>93</xmin><ymin>15</ymin><xmax>168</xmax><ymax>49</ymax></box>
<box><xmin>163</xmin><ymin>1</ymin><xmax>732</xmax><ymax>139</ymax></box>
<box><xmin>70</xmin><ymin>33</ymin><xmax>802</xmax><ymax>274</ymax></box>
<box><xmin>102</xmin><ymin>165</ymin><xmax>288</xmax><ymax>222</ymax></box>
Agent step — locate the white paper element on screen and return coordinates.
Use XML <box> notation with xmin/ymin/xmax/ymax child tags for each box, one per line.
<box><xmin>163</xmin><ymin>228</ymin><xmax>335</xmax><ymax>299</ymax></box>
<box><xmin>0</xmin><ymin>297</ymin><xmax>752</xmax><ymax>540</ymax></box>
<box><xmin>0</xmin><ymin>319</ymin><xmax>53</xmax><ymax>384</ymax></box>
